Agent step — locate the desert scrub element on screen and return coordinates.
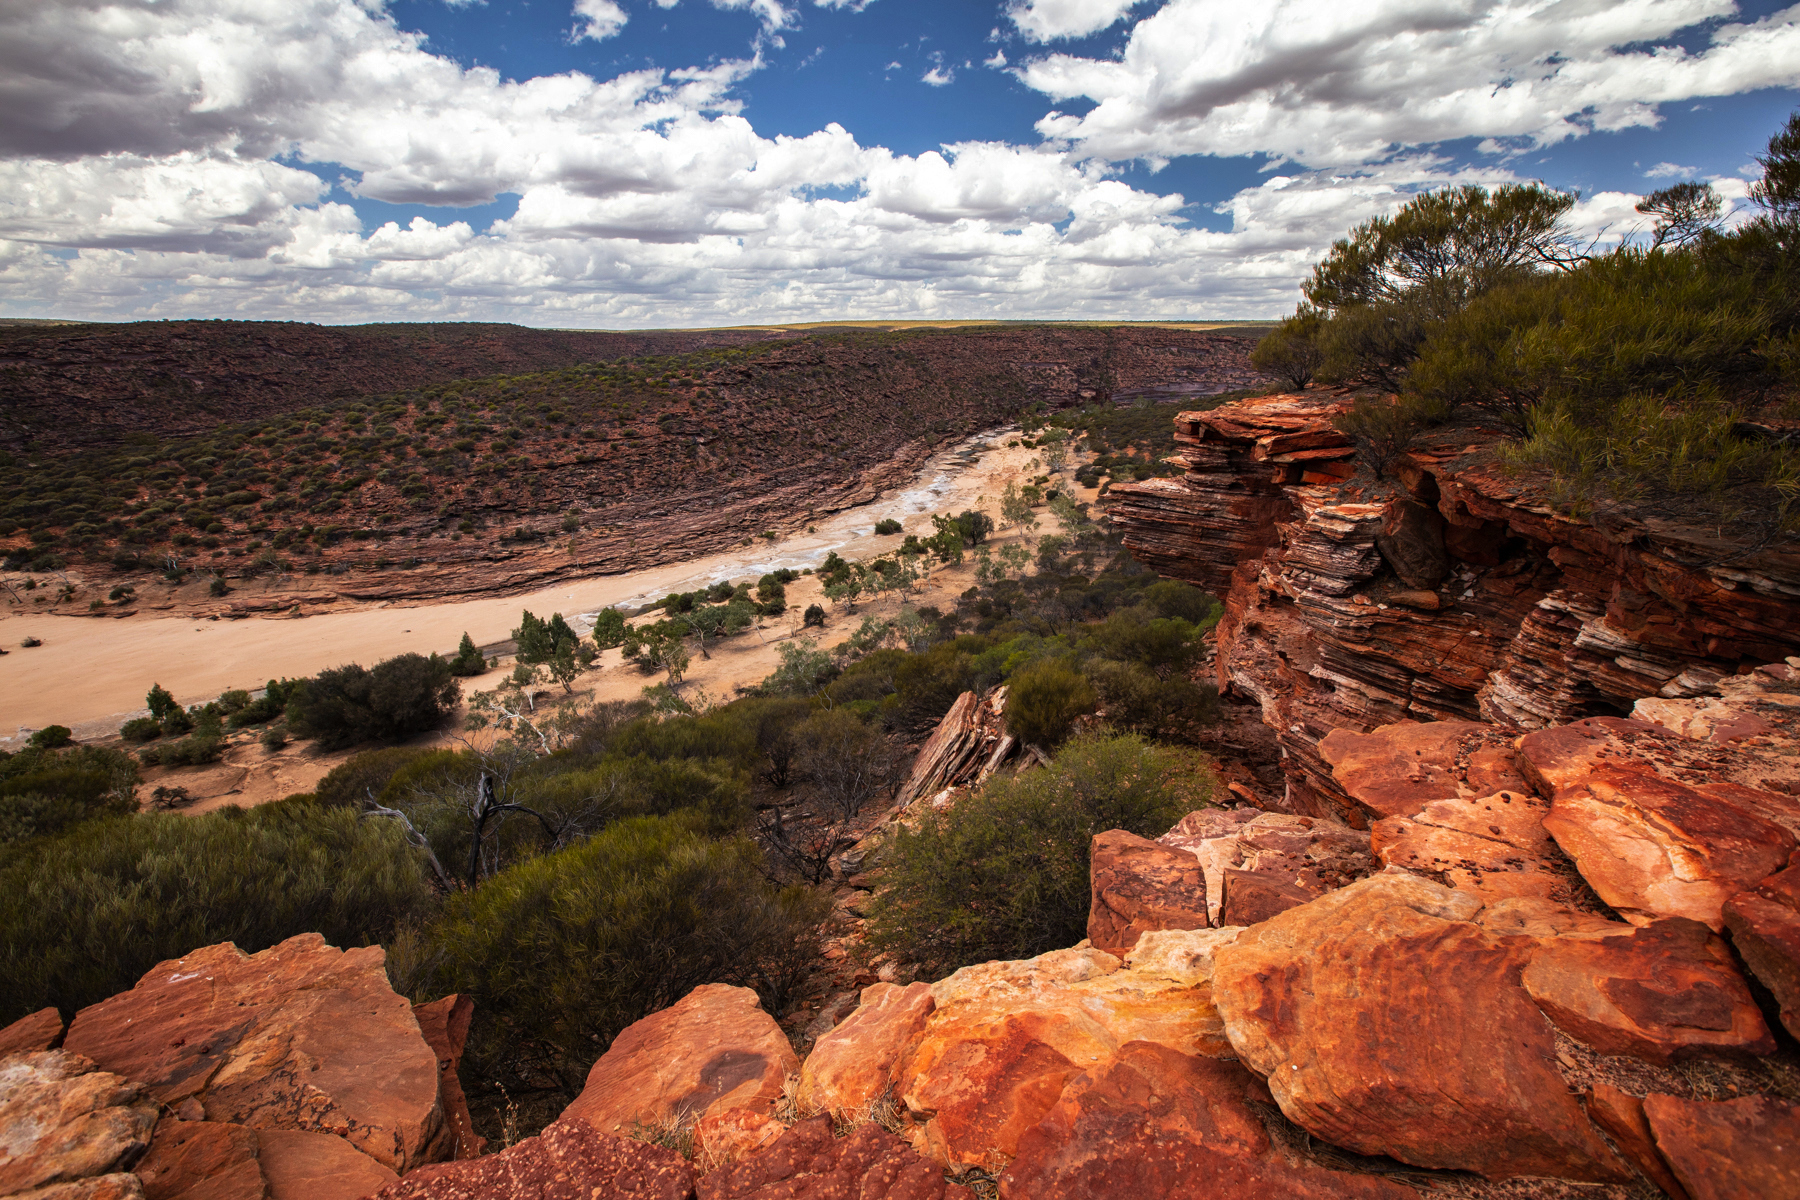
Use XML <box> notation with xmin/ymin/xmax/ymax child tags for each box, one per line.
<box><xmin>0</xmin><ymin>800</ymin><xmax>433</xmax><ymax>1022</ymax></box>
<box><xmin>867</xmin><ymin>731</ymin><xmax>1216</xmax><ymax>975</ymax></box>
<box><xmin>0</xmin><ymin>744</ymin><xmax>140</xmax><ymax>846</ymax></box>
<box><xmin>417</xmin><ymin>813</ymin><xmax>829</xmax><ymax>1096</ymax></box>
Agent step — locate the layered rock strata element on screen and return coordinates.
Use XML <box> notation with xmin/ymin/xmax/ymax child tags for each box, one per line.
<box><xmin>1110</xmin><ymin>390</ymin><xmax>1800</xmax><ymax>818</ymax></box>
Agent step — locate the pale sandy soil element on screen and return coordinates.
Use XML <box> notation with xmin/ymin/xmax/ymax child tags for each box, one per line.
<box><xmin>1</xmin><ymin>428</ymin><xmax>1084</xmax><ymax>750</ymax></box>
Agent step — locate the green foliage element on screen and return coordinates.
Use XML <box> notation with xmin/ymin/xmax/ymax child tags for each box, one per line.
<box><xmin>1750</xmin><ymin>108</ymin><xmax>1800</xmax><ymax>223</ymax></box>
<box><xmin>591</xmin><ymin>608</ymin><xmax>627</xmax><ymax>650</ymax></box>
<box><xmin>417</xmin><ymin>814</ymin><xmax>829</xmax><ymax>1093</ymax></box>
<box><xmin>119</xmin><ymin>717</ymin><xmax>162</xmax><ymax>743</ymax></box>
<box><xmin>1251</xmin><ymin>304</ymin><xmax>1326</xmax><ymax>390</ymax></box>
<box><xmin>1004</xmin><ymin>660</ymin><xmax>1097</xmax><ymax>747</ymax></box>
<box><xmin>0</xmin><ymin>802</ymin><xmax>433</xmax><ymax>1022</ymax></box>
<box><xmin>146</xmin><ymin>683</ymin><xmax>180</xmax><ymax>724</ymax></box>
<box><xmin>0</xmin><ymin>744</ymin><xmax>139</xmax><ymax>847</ymax></box>
<box><xmin>867</xmin><ymin>732</ymin><xmax>1215</xmax><ymax>973</ymax></box>
<box><xmin>762</xmin><ymin>638</ymin><xmax>836</xmax><ymax>697</ymax></box>
<box><xmin>874</xmin><ymin>518</ymin><xmax>903</xmax><ymax>535</ymax></box>
<box><xmin>450</xmin><ymin>632</ymin><xmax>488</xmax><ymax>677</ymax></box>
<box><xmin>1331</xmin><ymin>395</ymin><xmax>1447</xmax><ymax>478</ymax></box>
<box><xmin>28</xmin><ymin>726</ymin><xmax>73</xmax><ymax>750</ymax></box>
<box><xmin>1637</xmin><ymin>182</ymin><xmax>1724</xmax><ymax>250</ymax></box>
<box><xmin>286</xmin><ymin>653</ymin><xmax>461</xmax><ymax>750</ymax></box>
<box><xmin>138</xmin><ymin>731</ymin><xmax>224</xmax><ymax>768</ymax></box>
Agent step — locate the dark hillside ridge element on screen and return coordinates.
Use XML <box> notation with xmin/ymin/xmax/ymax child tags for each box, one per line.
<box><xmin>2</xmin><ymin>325</ymin><xmax>1264</xmax><ymax>603</ymax></box>
<box><xmin>0</xmin><ymin>320</ymin><xmax>790</xmax><ymax>451</ymax></box>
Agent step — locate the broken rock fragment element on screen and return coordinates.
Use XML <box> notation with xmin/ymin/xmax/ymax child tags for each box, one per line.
<box><xmin>1086</xmin><ymin>829</ymin><xmax>1209</xmax><ymax>956</ymax></box>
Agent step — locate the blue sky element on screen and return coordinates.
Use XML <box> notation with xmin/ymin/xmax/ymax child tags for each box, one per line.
<box><xmin>2</xmin><ymin>0</ymin><xmax>1798</xmax><ymax>326</ymax></box>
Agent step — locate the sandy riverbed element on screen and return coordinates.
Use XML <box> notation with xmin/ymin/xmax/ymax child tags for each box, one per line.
<box><xmin>1</xmin><ymin>427</ymin><xmax>1066</xmax><ymax>745</ymax></box>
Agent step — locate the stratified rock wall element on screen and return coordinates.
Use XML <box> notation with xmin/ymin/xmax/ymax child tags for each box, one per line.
<box><xmin>1110</xmin><ymin>390</ymin><xmax>1800</xmax><ymax>819</ymax></box>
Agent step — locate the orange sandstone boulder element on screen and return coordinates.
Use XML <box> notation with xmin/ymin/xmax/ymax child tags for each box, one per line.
<box><xmin>367</xmin><ymin>1117</ymin><xmax>694</xmax><ymax>1200</ymax></box>
<box><xmin>795</xmin><ymin>982</ymin><xmax>933</xmax><ymax>1118</ymax></box>
<box><xmin>1722</xmin><ymin>857</ymin><xmax>1800</xmax><ymax>1038</ymax></box>
<box><xmin>997</xmin><ymin>1041</ymin><xmax>1417</xmax><ymax>1200</ymax></box>
<box><xmin>1319</xmin><ymin>721</ymin><xmax>1528</xmax><ymax>822</ymax></box>
<box><xmin>131</xmin><ymin>1118</ymin><xmax>265</xmax><ymax>1200</ymax></box>
<box><xmin>0</xmin><ymin>1007</ymin><xmax>65</xmax><ymax>1056</ymax></box>
<box><xmin>1086</xmin><ymin>830</ymin><xmax>1209</xmax><ymax>956</ymax></box>
<box><xmin>896</xmin><ymin>946</ymin><xmax>1230</xmax><ymax>1170</ymax></box>
<box><xmin>1216</xmin><ymin>869</ymin><xmax>1314</xmax><ymax>926</ymax></box>
<box><xmin>1583</xmin><ymin>1085</ymin><xmax>1690</xmax><ymax>1200</ymax></box>
<box><xmin>1369</xmin><ymin>788</ymin><xmax>1564</xmax><ymax>903</ymax></box>
<box><xmin>1519</xmin><ymin>916</ymin><xmax>1774</xmax><ymax>1063</ymax></box>
<box><xmin>411</xmin><ymin>996</ymin><xmax>485</xmax><ymax>1161</ymax></box>
<box><xmin>562</xmin><ymin>984</ymin><xmax>798</xmax><ymax>1137</ymax></box>
<box><xmin>1212</xmin><ymin>874</ymin><xmax>1630</xmax><ymax>1183</ymax></box>
<box><xmin>0</xmin><ymin>1051</ymin><xmax>158</xmax><ymax>1197</ymax></box>
<box><xmin>696</xmin><ymin>1116</ymin><xmax>970</xmax><ymax>1200</ymax></box>
<box><xmin>1642</xmin><ymin>1092</ymin><xmax>1800</xmax><ymax>1200</ymax></box>
<box><xmin>255</xmin><ymin>1129</ymin><xmax>396</xmax><ymax>1200</ymax></box>
<box><xmin>63</xmin><ymin>934</ymin><xmax>447</xmax><ymax>1173</ymax></box>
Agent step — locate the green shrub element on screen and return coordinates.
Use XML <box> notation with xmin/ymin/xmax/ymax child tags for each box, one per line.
<box><xmin>1004</xmin><ymin>660</ymin><xmax>1097</xmax><ymax>747</ymax></box>
<box><xmin>0</xmin><ymin>802</ymin><xmax>433</xmax><ymax>1022</ymax></box>
<box><xmin>0</xmin><ymin>745</ymin><xmax>139</xmax><ymax>846</ymax></box>
<box><xmin>449</xmin><ymin>632</ymin><xmax>487</xmax><ymax>677</ymax></box>
<box><xmin>1250</xmin><ymin>304</ymin><xmax>1326</xmax><ymax>390</ymax></box>
<box><xmin>315</xmin><ymin>746</ymin><xmax>445</xmax><ymax>809</ymax></box>
<box><xmin>874</xmin><ymin>518</ymin><xmax>902</xmax><ymax>535</ymax></box>
<box><xmin>143</xmin><ymin>731</ymin><xmax>224</xmax><ymax>767</ymax></box>
<box><xmin>119</xmin><ymin>717</ymin><xmax>162</xmax><ymax>743</ymax></box>
<box><xmin>1331</xmin><ymin>394</ymin><xmax>1447</xmax><ymax>478</ymax></box>
<box><xmin>1083</xmin><ymin>660</ymin><xmax>1220</xmax><ymax>740</ymax></box>
<box><xmin>28</xmin><ymin>726</ymin><xmax>73</xmax><ymax>750</ymax></box>
<box><xmin>418</xmin><ymin>814</ymin><xmax>830</xmax><ymax>1094</ymax></box>
<box><xmin>867</xmin><ymin>732</ymin><xmax>1215</xmax><ymax>973</ymax></box>
<box><xmin>286</xmin><ymin>653</ymin><xmax>460</xmax><ymax>750</ymax></box>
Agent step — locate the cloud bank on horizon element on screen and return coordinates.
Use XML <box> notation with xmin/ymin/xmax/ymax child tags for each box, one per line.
<box><xmin>0</xmin><ymin>0</ymin><xmax>1796</xmax><ymax>327</ymax></box>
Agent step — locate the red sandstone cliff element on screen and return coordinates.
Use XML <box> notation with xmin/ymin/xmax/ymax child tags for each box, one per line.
<box><xmin>1109</xmin><ymin>389</ymin><xmax>1800</xmax><ymax>822</ymax></box>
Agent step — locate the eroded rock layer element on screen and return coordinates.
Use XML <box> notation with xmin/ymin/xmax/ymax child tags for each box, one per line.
<box><xmin>1110</xmin><ymin>390</ymin><xmax>1800</xmax><ymax>819</ymax></box>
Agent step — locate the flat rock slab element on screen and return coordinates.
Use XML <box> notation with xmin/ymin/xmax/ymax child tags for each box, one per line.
<box><xmin>697</xmin><ymin>1116</ymin><xmax>971</xmax><ymax>1200</ymax></box>
<box><xmin>0</xmin><ymin>1051</ymin><xmax>158</xmax><ymax>1197</ymax></box>
<box><xmin>63</xmin><ymin>934</ymin><xmax>446</xmax><ymax>1173</ymax></box>
<box><xmin>1521</xmin><ymin>719</ymin><xmax>1797</xmax><ymax>929</ymax></box>
<box><xmin>367</xmin><ymin>1118</ymin><xmax>693</xmax><ymax>1200</ymax></box>
<box><xmin>1370</xmin><ymin>788</ymin><xmax>1570</xmax><ymax>904</ymax></box>
<box><xmin>0</xmin><ymin>1008</ymin><xmax>65</xmax><ymax>1056</ymax></box>
<box><xmin>898</xmin><ymin>946</ymin><xmax>1230</xmax><ymax>1170</ymax></box>
<box><xmin>1087</xmin><ymin>829</ymin><xmax>1209</xmax><ymax>956</ymax></box>
<box><xmin>1319</xmin><ymin>721</ymin><xmax>1528</xmax><ymax>822</ymax></box>
<box><xmin>132</xmin><ymin>1118</ymin><xmax>265</xmax><ymax>1200</ymax></box>
<box><xmin>998</xmin><ymin>1041</ymin><xmax>1417</xmax><ymax>1200</ymax></box>
<box><xmin>1519</xmin><ymin>915</ymin><xmax>1773</xmax><ymax>1064</ymax></box>
<box><xmin>1217</xmin><ymin>869</ymin><xmax>1315</xmax><ymax>926</ymax></box>
<box><xmin>1159</xmin><ymin>808</ymin><xmax>1372</xmax><ymax>924</ymax></box>
<box><xmin>1583</xmin><ymin>1085</ymin><xmax>1690</xmax><ymax>1200</ymax></box>
<box><xmin>563</xmin><ymin>984</ymin><xmax>798</xmax><ymax>1137</ymax></box>
<box><xmin>1722</xmin><ymin>857</ymin><xmax>1800</xmax><ymax>1039</ymax></box>
<box><xmin>796</xmin><ymin>982</ymin><xmax>933</xmax><ymax>1119</ymax></box>
<box><xmin>256</xmin><ymin>1129</ymin><xmax>396</xmax><ymax>1200</ymax></box>
<box><xmin>1212</xmin><ymin>875</ymin><xmax>1630</xmax><ymax>1183</ymax></box>
<box><xmin>1643</xmin><ymin>1092</ymin><xmax>1800</xmax><ymax>1200</ymax></box>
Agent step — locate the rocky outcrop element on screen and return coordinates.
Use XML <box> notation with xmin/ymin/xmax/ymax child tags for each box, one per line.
<box><xmin>1641</xmin><ymin>1092</ymin><xmax>1800</xmax><ymax>1200</ymax></box>
<box><xmin>562</xmin><ymin>984</ymin><xmax>798</xmax><ymax>1139</ymax></box>
<box><xmin>0</xmin><ymin>1008</ymin><xmax>65</xmax><ymax>1057</ymax></box>
<box><xmin>1722</xmin><ymin>855</ymin><xmax>1800</xmax><ymax>1037</ymax></box>
<box><xmin>410</xmin><ymin>997</ymin><xmax>484</xmax><ymax>1161</ymax></box>
<box><xmin>1110</xmin><ymin>389</ymin><xmax>1800</xmax><ymax>816</ymax></box>
<box><xmin>1155</xmin><ymin>806</ymin><xmax>1373</xmax><ymax>924</ymax></box>
<box><xmin>131</xmin><ymin>1119</ymin><xmax>264</xmax><ymax>1200</ymax></box>
<box><xmin>367</xmin><ymin>1117</ymin><xmax>694</xmax><ymax>1200</ymax></box>
<box><xmin>0</xmin><ymin>1051</ymin><xmax>158</xmax><ymax>1197</ymax></box>
<box><xmin>794</xmin><ymin>983</ymin><xmax>934</xmax><ymax>1119</ymax></box>
<box><xmin>1211</xmin><ymin>875</ymin><xmax>1631</xmax><ymax>1182</ymax></box>
<box><xmin>997</xmin><ymin>1042</ymin><xmax>1416</xmax><ymax>1200</ymax></box>
<box><xmin>62</xmin><ymin>934</ymin><xmax>447</xmax><ymax>1174</ymax></box>
<box><xmin>696</xmin><ymin>1117</ymin><xmax>971</xmax><ymax>1200</ymax></box>
<box><xmin>891</xmin><ymin>690</ymin><xmax>1016</xmax><ymax>811</ymax></box>
<box><xmin>1085</xmin><ymin>830</ymin><xmax>1208</xmax><ymax>956</ymax></box>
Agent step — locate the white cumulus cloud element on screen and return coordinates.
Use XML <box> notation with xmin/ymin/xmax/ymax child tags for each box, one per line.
<box><xmin>571</xmin><ymin>0</ymin><xmax>628</xmax><ymax>41</ymax></box>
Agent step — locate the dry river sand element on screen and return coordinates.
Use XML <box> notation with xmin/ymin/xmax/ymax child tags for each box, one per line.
<box><xmin>1</xmin><ymin>431</ymin><xmax>1063</xmax><ymax>777</ymax></box>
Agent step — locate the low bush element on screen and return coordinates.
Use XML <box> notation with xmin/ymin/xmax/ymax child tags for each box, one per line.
<box><xmin>0</xmin><ymin>745</ymin><xmax>139</xmax><ymax>847</ymax></box>
<box><xmin>138</xmin><ymin>732</ymin><xmax>224</xmax><ymax>768</ymax></box>
<box><xmin>418</xmin><ymin>813</ymin><xmax>830</xmax><ymax>1094</ymax></box>
<box><xmin>286</xmin><ymin>653</ymin><xmax>460</xmax><ymax>750</ymax></box>
<box><xmin>874</xmin><ymin>518</ymin><xmax>902</xmax><ymax>535</ymax></box>
<box><xmin>119</xmin><ymin>717</ymin><xmax>162</xmax><ymax>743</ymax></box>
<box><xmin>28</xmin><ymin>726</ymin><xmax>73</xmax><ymax>750</ymax></box>
<box><xmin>867</xmin><ymin>732</ymin><xmax>1215</xmax><ymax>973</ymax></box>
<box><xmin>1004</xmin><ymin>660</ymin><xmax>1097</xmax><ymax>747</ymax></box>
<box><xmin>0</xmin><ymin>801</ymin><xmax>433</xmax><ymax>1022</ymax></box>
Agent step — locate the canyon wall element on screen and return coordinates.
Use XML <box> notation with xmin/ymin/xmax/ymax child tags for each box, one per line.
<box><xmin>1110</xmin><ymin>390</ymin><xmax>1800</xmax><ymax>823</ymax></box>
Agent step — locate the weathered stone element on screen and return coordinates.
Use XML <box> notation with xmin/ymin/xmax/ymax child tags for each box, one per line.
<box><xmin>1159</xmin><ymin>810</ymin><xmax>1372</xmax><ymax>924</ymax></box>
<box><xmin>254</xmin><ymin>1130</ymin><xmax>395</xmax><ymax>1200</ymax></box>
<box><xmin>1319</xmin><ymin>721</ymin><xmax>1528</xmax><ymax>822</ymax></box>
<box><xmin>16</xmin><ymin>1174</ymin><xmax>146</xmax><ymax>1200</ymax></box>
<box><xmin>132</xmin><ymin>1119</ymin><xmax>266</xmax><ymax>1200</ymax></box>
<box><xmin>1217</xmin><ymin>870</ymin><xmax>1315</xmax><ymax>926</ymax></box>
<box><xmin>1519</xmin><ymin>916</ymin><xmax>1774</xmax><ymax>1063</ymax></box>
<box><xmin>1642</xmin><ymin>1092</ymin><xmax>1800</xmax><ymax>1200</ymax></box>
<box><xmin>697</xmin><ymin>1116</ymin><xmax>971</xmax><ymax>1200</ymax></box>
<box><xmin>795</xmin><ymin>982</ymin><xmax>933</xmax><ymax>1119</ymax></box>
<box><xmin>893</xmin><ymin>689</ymin><xmax>1014</xmax><ymax>810</ymax></box>
<box><xmin>0</xmin><ymin>1051</ymin><xmax>158</xmax><ymax>1196</ymax></box>
<box><xmin>0</xmin><ymin>1008</ymin><xmax>65</xmax><ymax>1056</ymax></box>
<box><xmin>1583</xmin><ymin>1085</ymin><xmax>1690</xmax><ymax>1200</ymax></box>
<box><xmin>63</xmin><ymin>934</ymin><xmax>447</xmax><ymax>1173</ymax></box>
<box><xmin>1212</xmin><ymin>875</ymin><xmax>1629</xmax><ymax>1183</ymax></box>
<box><xmin>411</xmin><ymin>996</ymin><xmax>484</xmax><ymax>1161</ymax></box>
<box><xmin>563</xmin><ymin>984</ymin><xmax>798</xmax><ymax>1137</ymax></box>
<box><xmin>897</xmin><ymin>946</ymin><xmax>1231</xmax><ymax>1170</ymax></box>
<box><xmin>998</xmin><ymin>1041</ymin><xmax>1417</xmax><ymax>1200</ymax></box>
<box><xmin>1375</xmin><ymin>499</ymin><xmax>1450</xmax><ymax>591</ymax></box>
<box><xmin>1086</xmin><ymin>830</ymin><xmax>1209</xmax><ymax>956</ymax></box>
<box><xmin>1722</xmin><ymin>859</ymin><xmax>1800</xmax><ymax>1039</ymax></box>
<box><xmin>367</xmin><ymin>1118</ymin><xmax>694</xmax><ymax>1200</ymax></box>
<box><xmin>1370</xmin><ymin>788</ymin><xmax>1563</xmax><ymax>903</ymax></box>
<box><xmin>1121</xmin><ymin>928</ymin><xmax>1243</xmax><ymax>987</ymax></box>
